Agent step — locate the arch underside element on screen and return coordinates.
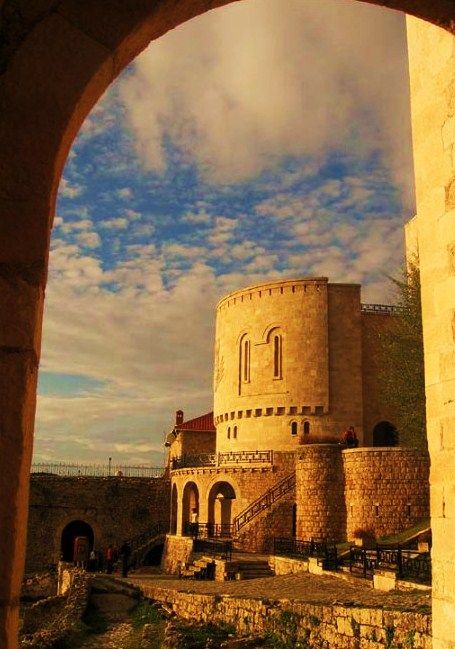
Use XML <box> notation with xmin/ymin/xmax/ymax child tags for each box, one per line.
<box><xmin>0</xmin><ymin>1</ymin><xmax>454</xmax><ymax>648</ymax></box>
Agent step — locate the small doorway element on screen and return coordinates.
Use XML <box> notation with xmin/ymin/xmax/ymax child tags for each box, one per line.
<box><xmin>60</xmin><ymin>520</ymin><xmax>94</xmax><ymax>562</ymax></box>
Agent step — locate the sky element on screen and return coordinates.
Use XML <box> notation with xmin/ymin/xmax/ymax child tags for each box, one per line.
<box><xmin>33</xmin><ymin>0</ymin><xmax>414</xmax><ymax>467</ymax></box>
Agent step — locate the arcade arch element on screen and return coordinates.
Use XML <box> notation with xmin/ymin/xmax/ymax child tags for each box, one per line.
<box><xmin>181</xmin><ymin>481</ymin><xmax>199</xmax><ymax>533</ymax></box>
<box><xmin>208</xmin><ymin>481</ymin><xmax>237</xmax><ymax>536</ymax></box>
<box><xmin>0</xmin><ymin>3</ymin><xmax>453</xmax><ymax>648</ymax></box>
<box><xmin>170</xmin><ymin>483</ymin><xmax>178</xmax><ymax>535</ymax></box>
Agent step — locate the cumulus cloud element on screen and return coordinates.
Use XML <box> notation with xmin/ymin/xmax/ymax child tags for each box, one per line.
<box><xmin>99</xmin><ymin>217</ymin><xmax>129</xmax><ymax>230</ymax></box>
<box><xmin>119</xmin><ymin>0</ymin><xmax>414</xmax><ymax>209</ymax></box>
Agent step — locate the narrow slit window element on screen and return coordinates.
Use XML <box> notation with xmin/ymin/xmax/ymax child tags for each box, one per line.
<box><xmin>273</xmin><ymin>335</ymin><xmax>282</xmax><ymax>378</ymax></box>
<box><xmin>291</xmin><ymin>421</ymin><xmax>298</xmax><ymax>436</ymax></box>
<box><xmin>233</xmin><ymin>426</ymin><xmax>238</xmax><ymax>439</ymax></box>
<box><xmin>243</xmin><ymin>340</ymin><xmax>250</xmax><ymax>381</ymax></box>
<box><xmin>227</xmin><ymin>427</ymin><xmax>231</xmax><ymax>439</ymax></box>
<box><xmin>303</xmin><ymin>421</ymin><xmax>310</xmax><ymax>435</ymax></box>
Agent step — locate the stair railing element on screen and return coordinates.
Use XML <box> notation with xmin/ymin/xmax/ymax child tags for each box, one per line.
<box><xmin>232</xmin><ymin>472</ymin><xmax>296</xmax><ymax>534</ymax></box>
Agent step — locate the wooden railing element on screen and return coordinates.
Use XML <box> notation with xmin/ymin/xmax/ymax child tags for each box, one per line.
<box><xmin>233</xmin><ymin>471</ymin><xmax>296</xmax><ymax>533</ymax></box>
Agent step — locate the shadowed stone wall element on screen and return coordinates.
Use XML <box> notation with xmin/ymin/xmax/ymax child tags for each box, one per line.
<box><xmin>26</xmin><ymin>475</ymin><xmax>170</xmax><ymax>573</ymax></box>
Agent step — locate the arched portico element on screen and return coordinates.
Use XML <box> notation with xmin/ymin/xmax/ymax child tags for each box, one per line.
<box><xmin>60</xmin><ymin>520</ymin><xmax>94</xmax><ymax>563</ymax></box>
<box><xmin>208</xmin><ymin>481</ymin><xmax>236</xmax><ymax>537</ymax></box>
<box><xmin>181</xmin><ymin>481</ymin><xmax>199</xmax><ymax>536</ymax></box>
<box><xmin>0</xmin><ymin>3</ymin><xmax>454</xmax><ymax>648</ymax></box>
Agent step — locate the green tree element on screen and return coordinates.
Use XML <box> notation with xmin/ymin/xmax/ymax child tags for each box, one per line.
<box><xmin>378</xmin><ymin>259</ymin><xmax>427</xmax><ymax>449</ymax></box>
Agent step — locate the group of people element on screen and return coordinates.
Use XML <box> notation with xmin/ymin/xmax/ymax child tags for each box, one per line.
<box><xmin>73</xmin><ymin>539</ymin><xmax>132</xmax><ymax>577</ymax></box>
<box><xmin>339</xmin><ymin>425</ymin><xmax>359</xmax><ymax>448</ymax></box>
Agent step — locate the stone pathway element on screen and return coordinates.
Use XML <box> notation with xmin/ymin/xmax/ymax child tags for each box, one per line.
<box><xmin>128</xmin><ymin>571</ymin><xmax>431</xmax><ymax>611</ymax></box>
<box><xmin>79</xmin><ymin>622</ymin><xmax>135</xmax><ymax>648</ymax></box>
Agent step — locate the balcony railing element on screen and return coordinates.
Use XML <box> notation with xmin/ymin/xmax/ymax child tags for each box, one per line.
<box><xmin>183</xmin><ymin>522</ymin><xmax>233</xmax><ymax>539</ymax></box>
<box><xmin>31</xmin><ymin>462</ymin><xmax>164</xmax><ymax>478</ymax></box>
<box><xmin>361</xmin><ymin>303</ymin><xmax>401</xmax><ymax>315</ymax></box>
<box><xmin>171</xmin><ymin>449</ymin><xmax>273</xmax><ymax>470</ymax></box>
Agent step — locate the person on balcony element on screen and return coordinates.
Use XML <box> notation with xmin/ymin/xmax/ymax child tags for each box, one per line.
<box><xmin>340</xmin><ymin>426</ymin><xmax>359</xmax><ymax>448</ymax></box>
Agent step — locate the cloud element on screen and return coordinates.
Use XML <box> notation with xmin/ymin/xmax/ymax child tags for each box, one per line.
<box><xmin>77</xmin><ymin>231</ymin><xmax>101</xmax><ymax>249</ymax></box>
<box><xmin>119</xmin><ymin>0</ymin><xmax>414</xmax><ymax>209</ymax></box>
<box><xmin>60</xmin><ymin>177</ymin><xmax>84</xmax><ymax>199</ymax></box>
<box><xmin>99</xmin><ymin>217</ymin><xmax>129</xmax><ymax>230</ymax></box>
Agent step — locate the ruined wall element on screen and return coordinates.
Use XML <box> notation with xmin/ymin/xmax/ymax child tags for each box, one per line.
<box><xmin>295</xmin><ymin>445</ymin><xmax>346</xmax><ymax>541</ymax></box>
<box><xmin>361</xmin><ymin>313</ymin><xmax>400</xmax><ymax>446</ymax></box>
<box><xmin>343</xmin><ymin>448</ymin><xmax>430</xmax><ymax>540</ymax></box>
<box><xmin>406</xmin><ymin>17</ymin><xmax>455</xmax><ymax>648</ymax></box>
<box><xmin>138</xmin><ymin>584</ymin><xmax>432</xmax><ymax>649</ymax></box>
<box><xmin>26</xmin><ymin>475</ymin><xmax>170</xmax><ymax>573</ymax></box>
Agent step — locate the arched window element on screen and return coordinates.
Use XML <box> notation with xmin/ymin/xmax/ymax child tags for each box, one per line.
<box><xmin>227</xmin><ymin>427</ymin><xmax>231</xmax><ymax>439</ymax></box>
<box><xmin>273</xmin><ymin>334</ymin><xmax>282</xmax><ymax>378</ymax></box>
<box><xmin>291</xmin><ymin>421</ymin><xmax>298</xmax><ymax>436</ymax></box>
<box><xmin>233</xmin><ymin>426</ymin><xmax>237</xmax><ymax>439</ymax></box>
<box><xmin>303</xmin><ymin>421</ymin><xmax>310</xmax><ymax>435</ymax></box>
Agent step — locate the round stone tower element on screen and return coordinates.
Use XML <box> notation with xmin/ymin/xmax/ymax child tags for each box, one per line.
<box><xmin>213</xmin><ymin>277</ymin><xmax>364</xmax><ymax>453</ymax></box>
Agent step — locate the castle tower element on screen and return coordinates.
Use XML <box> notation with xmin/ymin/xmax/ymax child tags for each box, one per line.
<box><xmin>213</xmin><ymin>278</ymin><xmax>364</xmax><ymax>453</ymax></box>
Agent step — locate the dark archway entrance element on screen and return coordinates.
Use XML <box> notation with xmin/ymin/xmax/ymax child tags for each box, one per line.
<box><xmin>372</xmin><ymin>421</ymin><xmax>399</xmax><ymax>447</ymax></box>
<box><xmin>181</xmin><ymin>481</ymin><xmax>199</xmax><ymax>535</ymax></box>
<box><xmin>60</xmin><ymin>520</ymin><xmax>94</xmax><ymax>562</ymax></box>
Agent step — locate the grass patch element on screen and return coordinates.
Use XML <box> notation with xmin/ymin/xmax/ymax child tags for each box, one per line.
<box><xmin>130</xmin><ymin>601</ymin><xmax>164</xmax><ymax>629</ymax></box>
<box><xmin>171</xmin><ymin>620</ymin><xmax>236</xmax><ymax>649</ymax></box>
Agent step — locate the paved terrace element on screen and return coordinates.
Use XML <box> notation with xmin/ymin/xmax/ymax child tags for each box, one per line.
<box><xmin>127</xmin><ymin>571</ymin><xmax>431</xmax><ymax>612</ymax></box>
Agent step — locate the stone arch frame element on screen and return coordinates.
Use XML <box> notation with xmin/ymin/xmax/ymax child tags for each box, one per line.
<box><xmin>170</xmin><ymin>483</ymin><xmax>178</xmax><ymax>535</ymax></box>
<box><xmin>0</xmin><ymin>2</ymin><xmax>453</xmax><ymax>646</ymax></box>
<box><xmin>372</xmin><ymin>420</ymin><xmax>399</xmax><ymax>447</ymax></box>
<box><xmin>181</xmin><ymin>480</ymin><xmax>200</xmax><ymax>535</ymax></box>
<box><xmin>207</xmin><ymin>480</ymin><xmax>237</xmax><ymax>536</ymax></box>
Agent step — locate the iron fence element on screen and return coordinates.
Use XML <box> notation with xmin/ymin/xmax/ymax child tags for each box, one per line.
<box><xmin>183</xmin><ymin>522</ymin><xmax>233</xmax><ymax>539</ymax></box>
<box><xmin>171</xmin><ymin>450</ymin><xmax>273</xmax><ymax>470</ymax></box>
<box><xmin>274</xmin><ymin>537</ymin><xmax>338</xmax><ymax>569</ymax></box>
<box><xmin>31</xmin><ymin>462</ymin><xmax>164</xmax><ymax>478</ymax></box>
<box><xmin>360</xmin><ymin>303</ymin><xmax>401</xmax><ymax>315</ymax></box>
<box><xmin>347</xmin><ymin>545</ymin><xmax>431</xmax><ymax>583</ymax></box>
<box><xmin>171</xmin><ymin>454</ymin><xmax>216</xmax><ymax>470</ymax></box>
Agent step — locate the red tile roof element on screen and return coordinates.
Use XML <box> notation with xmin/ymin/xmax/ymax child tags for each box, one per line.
<box><xmin>176</xmin><ymin>411</ymin><xmax>215</xmax><ymax>432</ymax></box>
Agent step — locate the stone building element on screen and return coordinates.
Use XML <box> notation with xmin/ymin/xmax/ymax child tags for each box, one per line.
<box><xmin>166</xmin><ymin>277</ymin><xmax>429</xmax><ymax>558</ymax></box>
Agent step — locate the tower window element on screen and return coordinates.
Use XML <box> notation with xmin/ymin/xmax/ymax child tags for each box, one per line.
<box><xmin>291</xmin><ymin>421</ymin><xmax>298</xmax><ymax>436</ymax></box>
<box><xmin>233</xmin><ymin>426</ymin><xmax>238</xmax><ymax>439</ymax></box>
<box><xmin>303</xmin><ymin>421</ymin><xmax>310</xmax><ymax>435</ymax></box>
<box><xmin>227</xmin><ymin>427</ymin><xmax>231</xmax><ymax>439</ymax></box>
<box><xmin>239</xmin><ymin>335</ymin><xmax>251</xmax><ymax>394</ymax></box>
<box><xmin>273</xmin><ymin>335</ymin><xmax>282</xmax><ymax>378</ymax></box>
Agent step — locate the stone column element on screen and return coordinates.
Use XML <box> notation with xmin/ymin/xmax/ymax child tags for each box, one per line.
<box><xmin>406</xmin><ymin>16</ymin><xmax>455</xmax><ymax>648</ymax></box>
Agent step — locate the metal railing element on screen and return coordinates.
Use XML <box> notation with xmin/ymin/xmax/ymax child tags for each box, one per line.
<box><xmin>183</xmin><ymin>522</ymin><xmax>233</xmax><ymax>539</ymax></box>
<box><xmin>361</xmin><ymin>303</ymin><xmax>400</xmax><ymax>315</ymax></box>
<box><xmin>347</xmin><ymin>545</ymin><xmax>431</xmax><ymax>583</ymax></box>
<box><xmin>274</xmin><ymin>537</ymin><xmax>338</xmax><ymax>569</ymax></box>
<box><xmin>31</xmin><ymin>462</ymin><xmax>164</xmax><ymax>478</ymax></box>
<box><xmin>171</xmin><ymin>454</ymin><xmax>216</xmax><ymax>470</ymax></box>
<box><xmin>171</xmin><ymin>450</ymin><xmax>273</xmax><ymax>471</ymax></box>
<box><xmin>233</xmin><ymin>471</ymin><xmax>296</xmax><ymax>533</ymax></box>
<box><xmin>218</xmin><ymin>449</ymin><xmax>273</xmax><ymax>465</ymax></box>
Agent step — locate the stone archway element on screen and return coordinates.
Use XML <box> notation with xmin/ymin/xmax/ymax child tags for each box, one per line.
<box><xmin>181</xmin><ymin>481</ymin><xmax>199</xmax><ymax>535</ymax></box>
<box><xmin>208</xmin><ymin>481</ymin><xmax>236</xmax><ymax>536</ymax></box>
<box><xmin>0</xmin><ymin>3</ymin><xmax>454</xmax><ymax>648</ymax></box>
<box><xmin>60</xmin><ymin>520</ymin><xmax>94</xmax><ymax>563</ymax></box>
<box><xmin>373</xmin><ymin>421</ymin><xmax>399</xmax><ymax>447</ymax></box>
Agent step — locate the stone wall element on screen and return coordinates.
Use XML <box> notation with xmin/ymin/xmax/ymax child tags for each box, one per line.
<box><xmin>138</xmin><ymin>585</ymin><xmax>432</xmax><ymax>649</ymax></box>
<box><xmin>361</xmin><ymin>313</ymin><xmax>399</xmax><ymax>447</ymax></box>
<box><xmin>26</xmin><ymin>475</ymin><xmax>170</xmax><ymax>572</ymax></box>
<box><xmin>343</xmin><ymin>448</ymin><xmax>430</xmax><ymax>540</ymax></box>
<box><xmin>295</xmin><ymin>445</ymin><xmax>429</xmax><ymax>542</ymax></box>
<box><xmin>161</xmin><ymin>535</ymin><xmax>194</xmax><ymax>574</ymax></box>
<box><xmin>296</xmin><ymin>445</ymin><xmax>346</xmax><ymax>541</ymax></box>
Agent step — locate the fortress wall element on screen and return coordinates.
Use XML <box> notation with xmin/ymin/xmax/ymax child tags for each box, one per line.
<box><xmin>361</xmin><ymin>313</ymin><xmax>399</xmax><ymax>446</ymax></box>
<box><xmin>26</xmin><ymin>475</ymin><xmax>170</xmax><ymax>573</ymax></box>
<box><xmin>342</xmin><ymin>448</ymin><xmax>430</xmax><ymax>540</ymax></box>
<box><xmin>327</xmin><ymin>284</ymin><xmax>364</xmax><ymax>443</ymax></box>
<box><xmin>295</xmin><ymin>446</ymin><xmax>346</xmax><ymax>541</ymax></box>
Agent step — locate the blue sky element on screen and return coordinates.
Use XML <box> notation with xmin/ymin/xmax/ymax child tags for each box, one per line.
<box><xmin>34</xmin><ymin>0</ymin><xmax>414</xmax><ymax>466</ymax></box>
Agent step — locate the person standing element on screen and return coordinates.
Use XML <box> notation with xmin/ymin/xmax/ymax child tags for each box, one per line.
<box><xmin>119</xmin><ymin>541</ymin><xmax>132</xmax><ymax>578</ymax></box>
<box><xmin>106</xmin><ymin>545</ymin><xmax>114</xmax><ymax>574</ymax></box>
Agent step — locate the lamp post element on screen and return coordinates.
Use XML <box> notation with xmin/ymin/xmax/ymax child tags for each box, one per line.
<box><xmin>108</xmin><ymin>457</ymin><xmax>112</xmax><ymax>477</ymax></box>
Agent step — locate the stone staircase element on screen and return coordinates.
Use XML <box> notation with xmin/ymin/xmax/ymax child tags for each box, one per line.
<box><xmin>179</xmin><ymin>555</ymin><xmax>216</xmax><ymax>580</ymax></box>
<box><xmin>228</xmin><ymin>558</ymin><xmax>274</xmax><ymax>580</ymax></box>
<box><xmin>232</xmin><ymin>472</ymin><xmax>296</xmax><ymax>535</ymax></box>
